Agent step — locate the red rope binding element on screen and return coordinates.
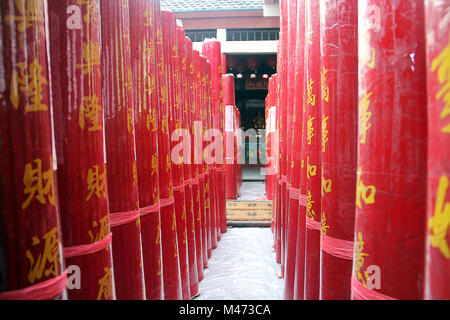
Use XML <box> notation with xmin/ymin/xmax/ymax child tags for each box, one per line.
<box><xmin>63</xmin><ymin>233</ymin><xmax>113</xmax><ymax>259</ymax></box>
<box><xmin>0</xmin><ymin>270</ymin><xmax>68</xmax><ymax>300</ymax></box>
<box><xmin>289</xmin><ymin>187</ymin><xmax>300</xmax><ymax>200</ymax></box>
<box><xmin>306</xmin><ymin>217</ymin><xmax>321</xmax><ymax>231</ymax></box>
<box><xmin>110</xmin><ymin>210</ymin><xmax>140</xmax><ymax>228</ymax></box>
<box><xmin>173</xmin><ymin>184</ymin><xmax>185</xmax><ymax>192</ymax></box>
<box><xmin>140</xmin><ymin>203</ymin><xmax>160</xmax><ymax>217</ymax></box>
<box><xmin>299</xmin><ymin>194</ymin><xmax>307</xmax><ymax>207</ymax></box>
<box><xmin>321</xmin><ymin>233</ymin><xmax>354</xmax><ymax>261</ymax></box>
<box><xmin>351</xmin><ymin>275</ymin><xmax>397</xmax><ymax>300</ymax></box>
<box><xmin>160</xmin><ymin>197</ymin><xmax>175</xmax><ymax>208</ymax></box>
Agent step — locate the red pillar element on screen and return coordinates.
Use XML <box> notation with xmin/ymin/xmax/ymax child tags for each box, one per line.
<box><xmin>132</xmin><ymin>0</ymin><xmax>163</xmax><ymax>300</ymax></box>
<box><xmin>101</xmin><ymin>0</ymin><xmax>145</xmax><ymax>300</ymax></box>
<box><xmin>319</xmin><ymin>0</ymin><xmax>358</xmax><ymax>300</ymax></box>
<box><xmin>424</xmin><ymin>0</ymin><xmax>450</xmax><ymax>301</ymax></box>
<box><xmin>352</xmin><ymin>0</ymin><xmax>427</xmax><ymax>300</ymax></box>
<box><xmin>304</xmin><ymin>0</ymin><xmax>322</xmax><ymax>300</ymax></box>
<box><xmin>48</xmin><ymin>0</ymin><xmax>114</xmax><ymax>300</ymax></box>
<box><xmin>0</xmin><ymin>0</ymin><xmax>67</xmax><ymax>300</ymax></box>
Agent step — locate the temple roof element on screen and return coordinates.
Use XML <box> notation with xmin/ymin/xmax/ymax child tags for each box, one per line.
<box><xmin>160</xmin><ymin>0</ymin><xmax>264</xmax><ymax>12</ymax></box>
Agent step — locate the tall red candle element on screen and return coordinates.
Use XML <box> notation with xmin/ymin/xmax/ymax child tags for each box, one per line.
<box><xmin>130</xmin><ymin>0</ymin><xmax>163</xmax><ymax>300</ymax></box>
<box><xmin>48</xmin><ymin>0</ymin><xmax>114</xmax><ymax>300</ymax></box>
<box><xmin>0</xmin><ymin>0</ymin><xmax>66</xmax><ymax>300</ymax></box>
<box><xmin>319</xmin><ymin>0</ymin><xmax>358</xmax><ymax>300</ymax></box>
<box><xmin>101</xmin><ymin>0</ymin><xmax>145</xmax><ymax>301</ymax></box>
<box><xmin>190</xmin><ymin>48</ymin><xmax>206</xmax><ymax>278</ymax></box>
<box><xmin>304</xmin><ymin>0</ymin><xmax>322</xmax><ymax>300</ymax></box>
<box><xmin>154</xmin><ymin>1</ymin><xmax>182</xmax><ymax>300</ymax></box>
<box><xmin>353</xmin><ymin>0</ymin><xmax>427</xmax><ymax>300</ymax></box>
<box><xmin>161</xmin><ymin>10</ymin><xmax>189</xmax><ymax>300</ymax></box>
<box><xmin>177</xmin><ymin>28</ymin><xmax>200</xmax><ymax>298</ymax></box>
<box><xmin>223</xmin><ymin>74</ymin><xmax>237</xmax><ymax>200</ymax></box>
<box><xmin>424</xmin><ymin>0</ymin><xmax>450</xmax><ymax>300</ymax></box>
<box><xmin>283</xmin><ymin>0</ymin><xmax>298</xmax><ymax>300</ymax></box>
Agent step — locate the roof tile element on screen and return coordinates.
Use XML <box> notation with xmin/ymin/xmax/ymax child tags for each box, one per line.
<box><xmin>161</xmin><ymin>0</ymin><xmax>264</xmax><ymax>12</ymax></box>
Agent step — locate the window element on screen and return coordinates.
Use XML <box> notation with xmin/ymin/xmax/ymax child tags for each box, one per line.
<box><xmin>185</xmin><ymin>30</ymin><xmax>217</xmax><ymax>43</ymax></box>
<box><xmin>226</xmin><ymin>29</ymin><xmax>279</xmax><ymax>41</ymax></box>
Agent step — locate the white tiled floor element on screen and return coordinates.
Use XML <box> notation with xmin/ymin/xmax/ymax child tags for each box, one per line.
<box><xmin>196</xmin><ymin>228</ymin><xmax>283</xmax><ymax>300</ymax></box>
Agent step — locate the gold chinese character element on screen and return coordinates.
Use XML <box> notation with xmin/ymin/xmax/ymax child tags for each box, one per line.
<box><xmin>354</xmin><ymin>232</ymin><xmax>370</xmax><ymax>287</ymax></box>
<box><xmin>322</xmin><ymin>115</ymin><xmax>329</xmax><ymax>153</ymax></box>
<box><xmin>359</xmin><ymin>91</ymin><xmax>373</xmax><ymax>144</ymax></box>
<box><xmin>322</xmin><ymin>67</ymin><xmax>329</xmax><ymax>102</ymax></box>
<box><xmin>157</xmin><ymin>259</ymin><xmax>161</xmax><ymax>276</ymax></box>
<box><xmin>160</xmin><ymin>84</ymin><xmax>167</xmax><ymax>105</ymax></box>
<box><xmin>174</xmin><ymin>242</ymin><xmax>179</xmax><ymax>258</ymax></box>
<box><xmin>145</xmin><ymin>73</ymin><xmax>156</xmax><ymax>96</ymax></box>
<box><xmin>321</xmin><ymin>211</ymin><xmax>330</xmax><ymax>235</ymax></box>
<box><xmin>307</xmin><ymin>116</ymin><xmax>315</xmax><ymax>145</ymax></box>
<box><xmin>356</xmin><ymin>167</ymin><xmax>376</xmax><ymax>209</ymax></box>
<box><xmin>307</xmin><ymin>156</ymin><xmax>317</xmax><ymax>180</ymax></box>
<box><xmin>151</xmin><ymin>154</ymin><xmax>158</xmax><ymax>176</ymax></box>
<box><xmin>155</xmin><ymin>221</ymin><xmax>161</xmax><ymax>245</ymax></box>
<box><xmin>77</xmin><ymin>41</ymin><xmax>100</xmax><ymax>76</ymax></box>
<box><xmin>307</xmin><ymin>78</ymin><xmax>316</xmax><ymax>106</ymax></box>
<box><xmin>25</xmin><ymin>227</ymin><xmax>60</xmax><ymax>284</ymax></box>
<box><xmin>86</xmin><ymin>165</ymin><xmax>107</xmax><ymax>201</ymax></box>
<box><xmin>22</xmin><ymin>157</ymin><xmax>56</xmax><ymax>210</ymax></box>
<box><xmin>306</xmin><ymin>190</ymin><xmax>315</xmax><ymax>219</ymax></box>
<box><xmin>76</xmin><ymin>0</ymin><xmax>99</xmax><ymax>26</ymax></box>
<box><xmin>10</xmin><ymin>59</ymin><xmax>48</xmax><ymax>112</ymax></box>
<box><xmin>431</xmin><ymin>34</ymin><xmax>450</xmax><ymax>133</ymax></box>
<box><xmin>5</xmin><ymin>0</ymin><xmax>44</xmax><ymax>33</ymax></box>
<box><xmin>147</xmin><ymin>109</ymin><xmax>157</xmax><ymax>132</ymax></box>
<box><xmin>127</xmin><ymin>107</ymin><xmax>134</xmax><ymax>134</ymax></box>
<box><xmin>97</xmin><ymin>267</ymin><xmax>112</xmax><ymax>300</ymax></box>
<box><xmin>133</xmin><ymin>161</ymin><xmax>137</xmax><ymax>187</ymax></box>
<box><xmin>172</xmin><ymin>211</ymin><xmax>176</xmax><ymax>231</ymax></box>
<box><xmin>88</xmin><ymin>215</ymin><xmax>109</xmax><ymax>243</ymax></box>
<box><xmin>161</xmin><ymin>114</ymin><xmax>168</xmax><ymax>135</ymax></box>
<box><xmin>143</xmin><ymin>7</ymin><xmax>153</xmax><ymax>27</ymax></box>
<box><xmin>322</xmin><ymin>176</ymin><xmax>332</xmax><ymax>197</ymax></box>
<box><xmin>428</xmin><ymin>175</ymin><xmax>450</xmax><ymax>258</ymax></box>
<box><xmin>79</xmin><ymin>95</ymin><xmax>102</xmax><ymax>131</ymax></box>
<box><xmin>166</xmin><ymin>154</ymin><xmax>171</xmax><ymax>173</ymax></box>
